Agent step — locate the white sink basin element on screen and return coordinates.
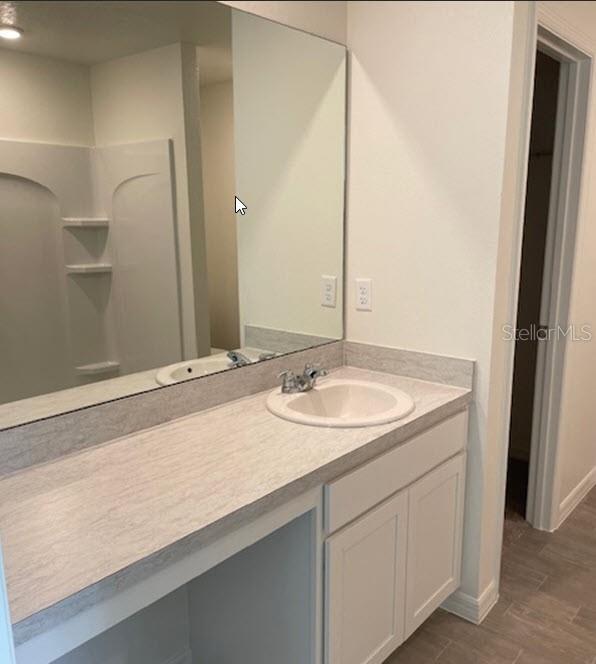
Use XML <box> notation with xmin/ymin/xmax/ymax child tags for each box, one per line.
<box><xmin>156</xmin><ymin>356</ymin><xmax>233</xmax><ymax>385</ymax></box>
<box><xmin>266</xmin><ymin>378</ymin><xmax>415</xmax><ymax>428</ymax></box>
<box><xmin>156</xmin><ymin>347</ymin><xmax>274</xmax><ymax>386</ymax></box>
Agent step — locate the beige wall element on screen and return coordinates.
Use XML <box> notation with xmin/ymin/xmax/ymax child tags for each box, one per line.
<box><xmin>200</xmin><ymin>79</ymin><xmax>241</xmax><ymax>349</ymax></box>
<box><xmin>538</xmin><ymin>2</ymin><xmax>596</xmax><ymax>512</ymax></box>
<box><xmin>90</xmin><ymin>43</ymin><xmax>210</xmax><ymax>359</ymax></box>
<box><xmin>0</xmin><ymin>47</ymin><xmax>94</xmax><ymax>146</ymax></box>
<box><xmin>91</xmin><ymin>44</ymin><xmax>186</xmax><ymax>147</ymax></box>
<box><xmin>233</xmin><ymin>10</ymin><xmax>345</xmax><ymax>342</ymax></box>
<box><xmin>221</xmin><ymin>1</ymin><xmax>346</xmax><ymax>43</ymax></box>
<box><xmin>346</xmin><ymin>0</ymin><xmax>519</xmax><ymax>602</ymax></box>
<box><xmin>485</xmin><ymin>0</ymin><xmax>536</xmax><ymax>591</ymax></box>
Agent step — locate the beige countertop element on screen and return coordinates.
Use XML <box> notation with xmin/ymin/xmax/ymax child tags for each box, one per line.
<box><xmin>0</xmin><ymin>366</ymin><xmax>471</xmax><ymax>642</ymax></box>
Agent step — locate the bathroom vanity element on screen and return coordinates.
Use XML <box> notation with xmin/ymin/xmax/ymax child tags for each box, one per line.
<box><xmin>0</xmin><ymin>365</ymin><xmax>470</xmax><ymax>664</ymax></box>
<box><xmin>0</xmin><ymin>2</ymin><xmax>473</xmax><ymax>662</ymax></box>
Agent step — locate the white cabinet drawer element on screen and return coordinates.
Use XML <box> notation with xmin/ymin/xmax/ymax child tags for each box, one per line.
<box><xmin>324</xmin><ymin>411</ymin><xmax>468</xmax><ymax>534</ymax></box>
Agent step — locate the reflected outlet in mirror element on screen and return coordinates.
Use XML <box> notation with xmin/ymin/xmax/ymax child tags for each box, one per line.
<box><xmin>0</xmin><ymin>1</ymin><xmax>345</xmax><ymax>429</ymax></box>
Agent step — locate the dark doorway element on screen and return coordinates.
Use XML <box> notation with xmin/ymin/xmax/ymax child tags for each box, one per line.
<box><xmin>506</xmin><ymin>51</ymin><xmax>561</xmax><ymax>518</ymax></box>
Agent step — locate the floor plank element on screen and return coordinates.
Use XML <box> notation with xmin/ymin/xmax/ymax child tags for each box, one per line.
<box><xmin>435</xmin><ymin>640</ymin><xmax>500</xmax><ymax>664</ymax></box>
<box><xmin>384</xmin><ymin>628</ymin><xmax>450</xmax><ymax>663</ymax></box>
<box><xmin>424</xmin><ymin>608</ymin><xmax>522</xmax><ymax>663</ymax></box>
<box><xmin>573</xmin><ymin>606</ymin><xmax>596</xmax><ymax>633</ymax></box>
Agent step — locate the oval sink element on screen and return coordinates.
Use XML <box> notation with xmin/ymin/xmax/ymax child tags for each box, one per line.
<box><xmin>156</xmin><ymin>355</ymin><xmax>233</xmax><ymax>385</ymax></box>
<box><xmin>156</xmin><ymin>347</ymin><xmax>275</xmax><ymax>385</ymax></box>
<box><xmin>266</xmin><ymin>379</ymin><xmax>415</xmax><ymax>428</ymax></box>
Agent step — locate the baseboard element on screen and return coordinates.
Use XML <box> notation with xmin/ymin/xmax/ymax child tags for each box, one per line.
<box><xmin>162</xmin><ymin>648</ymin><xmax>192</xmax><ymax>664</ymax></box>
<box><xmin>557</xmin><ymin>466</ymin><xmax>596</xmax><ymax>528</ymax></box>
<box><xmin>441</xmin><ymin>579</ymin><xmax>499</xmax><ymax>625</ymax></box>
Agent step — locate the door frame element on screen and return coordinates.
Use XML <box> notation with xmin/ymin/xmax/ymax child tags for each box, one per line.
<box><xmin>524</xmin><ymin>17</ymin><xmax>592</xmax><ymax>531</ymax></box>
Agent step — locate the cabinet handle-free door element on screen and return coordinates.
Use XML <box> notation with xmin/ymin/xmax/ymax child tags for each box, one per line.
<box><xmin>325</xmin><ymin>490</ymin><xmax>408</xmax><ymax>664</ymax></box>
<box><xmin>404</xmin><ymin>453</ymin><xmax>466</xmax><ymax>637</ymax></box>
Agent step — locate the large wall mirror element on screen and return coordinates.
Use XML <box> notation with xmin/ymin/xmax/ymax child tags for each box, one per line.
<box><xmin>0</xmin><ymin>1</ymin><xmax>345</xmax><ymax>429</ymax></box>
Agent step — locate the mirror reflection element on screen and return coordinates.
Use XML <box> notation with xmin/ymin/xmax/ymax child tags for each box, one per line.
<box><xmin>0</xmin><ymin>1</ymin><xmax>345</xmax><ymax>425</ymax></box>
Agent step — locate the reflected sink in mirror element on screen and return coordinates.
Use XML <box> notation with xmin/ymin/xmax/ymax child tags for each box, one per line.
<box><xmin>156</xmin><ymin>356</ymin><xmax>233</xmax><ymax>386</ymax></box>
<box><xmin>156</xmin><ymin>348</ymin><xmax>273</xmax><ymax>385</ymax></box>
<box><xmin>266</xmin><ymin>379</ymin><xmax>415</xmax><ymax>428</ymax></box>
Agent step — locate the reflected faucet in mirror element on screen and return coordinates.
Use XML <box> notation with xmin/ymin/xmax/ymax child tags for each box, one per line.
<box><xmin>227</xmin><ymin>350</ymin><xmax>251</xmax><ymax>367</ymax></box>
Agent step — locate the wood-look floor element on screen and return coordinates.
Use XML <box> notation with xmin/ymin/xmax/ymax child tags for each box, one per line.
<box><xmin>385</xmin><ymin>486</ymin><xmax>596</xmax><ymax>664</ymax></box>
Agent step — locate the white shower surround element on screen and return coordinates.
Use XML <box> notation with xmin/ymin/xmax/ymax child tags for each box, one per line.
<box><xmin>0</xmin><ymin>138</ymin><xmax>189</xmax><ymax>402</ymax></box>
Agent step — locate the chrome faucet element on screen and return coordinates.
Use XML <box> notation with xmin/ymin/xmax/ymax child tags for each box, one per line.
<box><xmin>227</xmin><ymin>350</ymin><xmax>251</xmax><ymax>367</ymax></box>
<box><xmin>279</xmin><ymin>364</ymin><xmax>328</xmax><ymax>393</ymax></box>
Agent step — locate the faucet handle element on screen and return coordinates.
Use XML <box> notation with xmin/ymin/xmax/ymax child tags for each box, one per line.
<box><xmin>303</xmin><ymin>364</ymin><xmax>328</xmax><ymax>379</ymax></box>
<box><xmin>303</xmin><ymin>364</ymin><xmax>328</xmax><ymax>389</ymax></box>
<box><xmin>278</xmin><ymin>369</ymin><xmax>299</xmax><ymax>393</ymax></box>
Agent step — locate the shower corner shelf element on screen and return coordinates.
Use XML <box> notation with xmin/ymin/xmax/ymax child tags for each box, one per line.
<box><xmin>75</xmin><ymin>361</ymin><xmax>120</xmax><ymax>376</ymax></box>
<box><xmin>66</xmin><ymin>263</ymin><xmax>112</xmax><ymax>274</ymax></box>
<box><xmin>62</xmin><ymin>217</ymin><xmax>109</xmax><ymax>228</ymax></box>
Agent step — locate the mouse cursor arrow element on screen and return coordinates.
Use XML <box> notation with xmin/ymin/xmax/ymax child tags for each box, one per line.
<box><xmin>235</xmin><ymin>196</ymin><xmax>247</xmax><ymax>215</ymax></box>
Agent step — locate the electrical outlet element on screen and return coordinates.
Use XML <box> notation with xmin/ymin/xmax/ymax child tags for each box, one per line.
<box><xmin>356</xmin><ymin>278</ymin><xmax>372</xmax><ymax>311</ymax></box>
<box><xmin>321</xmin><ymin>275</ymin><xmax>337</xmax><ymax>308</ymax></box>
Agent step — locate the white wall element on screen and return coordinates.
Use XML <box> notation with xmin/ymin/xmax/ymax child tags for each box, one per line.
<box><xmin>90</xmin><ymin>43</ymin><xmax>210</xmax><ymax>358</ymax></box>
<box><xmin>346</xmin><ymin>0</ymin><xmax>519</xmax><ymax>604</ymax></box>
<box><xmin>221</xmin><ymin>1</ymin><xmax>346</xmax><ymax>43</ymax></box>
<box><xmin>188</xmin><ymin>513</ymin><xmax>313</xmax><ymax>663</ymax></box>
<box><xmin>0</xmin><ymin>47</ymin><xmax>94</xmax><ymax>146</ymax></box>
<box><xmin>233</xmin><ymin>11</ymin><xmax>345</xmax><ymax>342</ymax></box>
<box><xmin>53</xmin><ymin>587</ymin><xmax>190</xmax><ymax>664</ymax></box>
<box><xmin>536</xmin><ymin>2</ymin><xmax>596</xmax><ymax>514</ymax></box>
<box><xmin>199</xmin><ymin>80</ymin><xmax>241</xmax><ymax>350</ymax></box>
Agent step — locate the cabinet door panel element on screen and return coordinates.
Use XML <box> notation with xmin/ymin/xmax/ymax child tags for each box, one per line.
<box><xmin>405</xmin><ymin>453</ymin><xmax>466</xmax><ymax>637</ymax></box>
<box><xmin>325</xmin><ymin>490</ymin><xmax>407</xmax><ymax>664</ymax></box>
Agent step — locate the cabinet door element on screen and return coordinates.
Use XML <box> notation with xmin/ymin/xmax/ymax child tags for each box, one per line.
<box><xmin>325</xmin><ymin>490</ymin><xmax>407</xmax><ymax>664</ymax></box>
<box><xmin>405</xmin><ymin>453</ymin><xmax>466</xmax><ymax>637</ymax></box>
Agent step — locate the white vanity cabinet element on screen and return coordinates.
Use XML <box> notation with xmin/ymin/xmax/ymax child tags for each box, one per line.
<box><xmin>324</xmin><ymin>411</ymin><xmax>468</xmax><ymax>664</ymax></box>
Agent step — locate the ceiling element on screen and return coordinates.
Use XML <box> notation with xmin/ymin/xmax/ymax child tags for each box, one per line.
<box><xmin>0</xmin><ymin>1</ymin><xmax>233</xmax><ymax>84</ymax></box>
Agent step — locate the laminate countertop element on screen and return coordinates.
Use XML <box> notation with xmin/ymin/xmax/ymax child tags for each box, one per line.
<box><xmin>0</xmin><ymin>366</ymin><xmax>471</xmax><ymax>643</ymax></box>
